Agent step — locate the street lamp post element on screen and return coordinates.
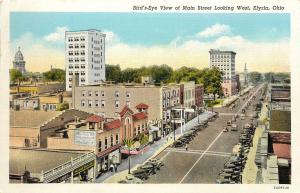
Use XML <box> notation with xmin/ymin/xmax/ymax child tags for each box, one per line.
<box><xmin>128</xmin><ymin>147</ymin><xmax>131</xmax><ymax>174</ymax></box>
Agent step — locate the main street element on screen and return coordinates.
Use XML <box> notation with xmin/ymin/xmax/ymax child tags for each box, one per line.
<box><xmin>145</xmin><ymin>84</ymin><xmax>265</xmax><ymax>183</ymax></box>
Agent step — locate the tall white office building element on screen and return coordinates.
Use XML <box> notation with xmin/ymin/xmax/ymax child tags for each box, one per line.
<box><xmin>209</xmin><ymin>49</ymin><xmax>237</xmax><ymax>96</ymax></box>
<box><xmin>209</xmin><ymin>49</ymin><xmax>236</xmax><ymax>80</ymax></box>
<box><xmin>65</xmin><ymin>29</ymin><xmax>106</xmax><ymax>91</ymax></box>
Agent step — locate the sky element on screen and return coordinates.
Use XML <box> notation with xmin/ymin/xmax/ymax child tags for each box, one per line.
<box><xmin>10</xmin><ymin>12</ymin><xmax>290</xmax><ymax>73</ymax></box>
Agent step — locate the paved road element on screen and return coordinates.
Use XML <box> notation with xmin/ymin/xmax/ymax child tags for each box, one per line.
<box><xmin>95</xmin><ymin>110</ymin><xmax>214</xmax><ymax>183</ymax></box>
<box><xmin>145</xmin><ymin>84</ymin><xmax>265</xmax><ymax>184</ymax></box>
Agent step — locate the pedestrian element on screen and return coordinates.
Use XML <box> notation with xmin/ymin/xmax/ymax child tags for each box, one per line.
<box><xmin>109</xmin><ymin>163</ymin><xmax>114</xmax><ymax>172</ymax></box>
<box><xmin>114</xmin><ymin>164</ymin><xmax>118</xmax><ymax>172</ymax></box>
<box><xmin>185</xmin><ymin>144</ymin><xmax>188</xmax><ymax>151</ymax></box>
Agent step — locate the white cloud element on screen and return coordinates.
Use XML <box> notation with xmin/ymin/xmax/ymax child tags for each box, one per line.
<box><xmin>12</xmin><ymin>29</ymin><xmax>290</xmax><ymax>73</ymax></box>
<box><xmin>197</xmin><ymin>23</ymin><xmax>231</xmax><ymax>38</ymax></box>
<box><xmin>44</xmin><ymin>26</ymin><xmax>69</xmax><ymax>42</ymax></box>
<box><xmin>107</xmin><ymin>35</ymin><xmax>289</xmax><ymax>73</ymax></box>
<box><xmin>102</xmin><ymin>30</ymin><xmax>121</xmax><ymax>47</ymax></box>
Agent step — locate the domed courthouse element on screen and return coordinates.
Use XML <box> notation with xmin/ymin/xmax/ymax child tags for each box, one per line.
<box><xmin>13</xmin><ymin>47</ymin><xmax>26</xmax><ymax>74</ymax></box>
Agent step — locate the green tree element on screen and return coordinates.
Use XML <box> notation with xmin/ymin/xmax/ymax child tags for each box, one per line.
<box><xmin>148</xmin><ymin>64</ymin><xmax>173</xmax><ymax>84</ymax></box>
<box><xmin>56</xmin><ymin>102</ymin><xmax>69</xmax><ymax>111</ymax></box>
<box><xmin>106</xmin><ymin>64</ymin><xmax>122</xmax><ymax>83</ymax></box>
<box><xmin>249</xmin><ymin>72</ymin><xmax>262</xmax><ymax>84</ymax></box>
<box><xmin>43</xmin><ymin>68</ymin><xmax>65</xmax><ymax>82</ymax></box>
<box><xmin>10</xmin><ymin>69</ymin><xmax>24</xmax><ymax>85</ymax></box>
<box><xmin>121</xmin><ymin>68</ymin><xmax>141</xmax><ymax>83</ymax></box>
<box><xmin>170</xmin><ymin>66</ymin><xmax>202</xmax><ymax>83</ymax></box>
<box><xmin>199</xmin><ymin>67</ymin><xmax>223</xmax><ymax>101</ymax></box>
<box><xmin>138</xmin><ymin>133</ymin><xmax>149</xmax><ymax>146</ymax></box>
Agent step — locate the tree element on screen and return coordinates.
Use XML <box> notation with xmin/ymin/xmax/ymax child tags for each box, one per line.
<box><xmin>248</xmin><ymin>72</ymin><xmax>262</xmax><ymax>84</ymax></box>
<box><xmin>10</xmin><ymin>69</ymin><xmax>24</xmax><ymax>89</ymax></box>
<box><xmin>57</xmin><ymin>102</ymin><xmax>69</xmax><ymax>111</ymax></box>
<box><xmin>121</xmin><ymin>68</ymin><xmax>141</xmax><ymax>83</ymax></box>
<box><xmin>148</xmin><ymin>64</ymin><xmax>173</xmax><ymax>84</ymax></box>
<box><xmin>123</xmin><ymin>138</ymin><xmax>134</xmax><ymax>174</ymax></box>
<box><xmin>106</xmin><ymin>64</ymin><xmax>122</xmax><ymax>83</ymax></box>
<box><xmin>199</xmin><ymin>67</ymin><xmax>223</xmax><ymax>100</ymax></box>
<box><xmin>170</xmin><ymin>66</ymin><xmax>202</xmax><ymax>84</ymax></box>
<box><xmin>43</xmin><ymin>68</ymin><xmax>65</xmax><ymax>82</ymax></box>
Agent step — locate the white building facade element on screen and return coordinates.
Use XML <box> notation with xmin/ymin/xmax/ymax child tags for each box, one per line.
<box><xmin>209</xmin><ymin>49</ymin><xmax>237</xmax><ymax>96</ymax></box>
<box><xmin>65</xmin><ymin>30</ymin><xmax>106</xmax><ymax>91</ymax></box>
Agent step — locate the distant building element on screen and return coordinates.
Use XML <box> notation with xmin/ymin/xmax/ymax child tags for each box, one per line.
<box><xmin>13</xmin><ymin>47</ymin><xmax>26</xmax><ymax>74</ymax></box>
<box><xmin>236</xmin><ymin>74</ymin><xmax>241</xmax><ymax>92</ymax></box>
<box><xmin>195</xmin><ymin>84</ymin><xmax>204</xmax><ymax>108</ymax></box>
<box><xmin>10</xmin><ymin>109</ymin><xmax>91</xmax><ymax>148</ymax></box>
<box><xmin>11</xmin><ymin>92</ymin><xmax>65</xmax><ymax>111</ymax></box>
<box><xmin>10</xmin><ymin>82</ymin><xmax>65</xmax><ymax>95</ymax></box>
<box><xmin>209</xmin><ymin>49</ymin><xmax>237</xmax><ymax>96</ymax></box>
<box><xmin>65</xmin><ymin>29</ymin><xmax>106</xmax><ymax>91</ymax></box>
<box><xmin>72</xmin><ymin>75</ymin><xmax>181</xmax><ymax>124</ymax></box>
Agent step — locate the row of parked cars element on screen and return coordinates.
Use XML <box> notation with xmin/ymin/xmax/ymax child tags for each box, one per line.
<box><xmin>118</xmin><ymin>158</ymin><xmax>164</xmax><ymax>184</ymax></box>
<box><xmin>172</xmin><ymin>113</ymin><xmax>218</xmax><ymax>148</ymax></box>
<box><xmin>216</xmin><ymin>122</ymin><xmax>256</xmax><ymax>184</ymax></box>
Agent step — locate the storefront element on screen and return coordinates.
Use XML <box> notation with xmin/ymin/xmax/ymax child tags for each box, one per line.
<box><xmin>149</xmin><ymin>125</ymin><xmax>161</xmax><ymax>141</ymax></box>
<box><xmin>96</xmin><ymin>144</ymin><xmax>121</xmax><ymax>176</ymax></box>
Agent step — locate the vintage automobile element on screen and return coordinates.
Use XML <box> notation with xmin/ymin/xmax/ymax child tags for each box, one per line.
<box><xmin>227</xmin><ymin>120</ymin><xmax>232</xmax><ymax>126</ymax></box>
<box><xmin>231</xmin><ymin>124</ymin><xmax>238</xmax><ymax>131</ymax></box>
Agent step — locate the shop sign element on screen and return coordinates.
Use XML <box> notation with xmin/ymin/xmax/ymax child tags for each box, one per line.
<box><xmin>73</xmin><ymin>161</ymin><xmax>94</xmax><ymax>176</ymax></box>
<box><xmin>74</xmin><ymin>130</ymin><xmax>96</xmax><ymax>146</ymax></box>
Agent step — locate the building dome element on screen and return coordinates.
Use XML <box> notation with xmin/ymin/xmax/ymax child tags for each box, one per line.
<box><xmin>14</xmin><ymin>47</ymin><xmax>24</xmax><ymax>61</ymax></box>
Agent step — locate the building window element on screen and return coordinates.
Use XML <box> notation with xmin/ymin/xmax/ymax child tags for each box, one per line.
<box><xmin>138</xmin><ymin>125</ymin><xmax>141</xmax><ymax>134</ymax></box>
<box><xmin>98</xmin><ymin>140</ymin><xmax>102</xmax><ymax>152</ymax></box>
<box><xmin>126</xmin><ymin>91</ymin><xmax>130</xmax><ymax>98</ymax></box>
<box><xmin>101</xmin><ymin>100</ymin><xmax>105</xmax><ymax>107</ymax></box>
<box><xmin>88</xmin><ymin>91</ymin><xmax>92</xmax><ymax>96</ymax></box>
<box><xmin>116</xmin><ymin>134</ymin><xmax>119</xmax><ymax>144</ymax></box>
<box><xmin>75</xmin><ymin>44</ymin><xmax>79</xmax><ymax>48</ymax></box>
<box><xmin>95</xmin><ymin>91</ymin><xmax>99</xmax><ymax>96</ymax></box>
<box><xmin>81</xmin><ymin>90</ymin><xmax>86</xmax><ymax>96</ymax></box>
<box><xmin>80</xmin><ymin>43</ymin><xmax>85</xmax><ymax>48</ymax></box>
<box><xmin>134</xmin><ymin>128</ymin><xmax>137</xmax><ymax>136</ymax></box>
<box><xmin>81</xmin><ymin>100</ymin><xmax>85</xmax><ymax>107</ymax></box>
<box><xmin>80</xmin><ymin>36</ymin><xmax>85</xmax><ymax>41</ymax></box>
<box><xmin>101</xmin><ymin>91</ymin><xmax>105</xmax><ymax>97</ymax></box>
<box><xmin>88</xmin><ymin>100</ymin><xmax>92</xmax><ymax>107</ymax></box>
<box><xmin>75</xmin><ymin>51</ymin><xmax>79</xmax><ymax>55</ymax></box>
<box><xmin>115</xmin><ymin>91</ymin><xmax>119</xmax><ymax>97</ymax></box>
<box><xmin>115</xmin><ymin>100</ymin><xmax>119</xmax><ymax>108</ymax></box>
<box><xmin>105</xmin><ymin>137</ymin><xmax>108</xmax><ymax>149</ymax></box>
<box><xmin>95</xmin><ymin>100</ymin><xmax>99</xmax><ymax>107</ymax></box>
<box><xmin>111</xmin><ymin>135</ymin><xmax>113</xmax><ymax>147</ymax></box>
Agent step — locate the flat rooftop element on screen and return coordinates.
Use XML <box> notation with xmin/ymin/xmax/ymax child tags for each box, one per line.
<box><xmin>9</xmin><ymin>148</ymin><xmax>87</xmax><ymax>175</ymax></box>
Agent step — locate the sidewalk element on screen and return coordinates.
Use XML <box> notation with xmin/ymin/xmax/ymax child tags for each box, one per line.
<box><xmin>95</xmin><ymin>111</ymin><xmax>214</xmax><ymax>183</ymax></box>
<box><xmin>242</xmin><ymin>102</ymin><xmax>269</xmax><ymax>183</ymax></box>
<box><xmin>215</xmin><ymin>86</ymin><xmax>253</xmax><ymax>108</ymax></box>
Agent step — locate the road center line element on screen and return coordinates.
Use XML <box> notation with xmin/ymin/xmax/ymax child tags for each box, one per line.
<box><xmin>178</xmin><ymin>84</ymin><xmax>263</xmax><ymax>184</ymax></box>
<box><xmin>165</xmin><ymin>149</ymin><xmax>231</xmax><ymax>157</ymax></box>
<box><xmin>178</xmin><ymin>130</ymin><xmax>224</xmax><ymax>183</ymax></box>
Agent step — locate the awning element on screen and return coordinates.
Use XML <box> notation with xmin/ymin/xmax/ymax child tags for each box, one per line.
<box><xmin>149</xmin><ymin>125</ymin><xmax>159</xmax><ymax>131</ymax></box>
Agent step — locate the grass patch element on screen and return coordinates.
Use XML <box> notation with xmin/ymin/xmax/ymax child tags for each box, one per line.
<box><xmin>205</xmin><ymin>99</ymin><xmax>224</xmax><ymax>107</ymax></box>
